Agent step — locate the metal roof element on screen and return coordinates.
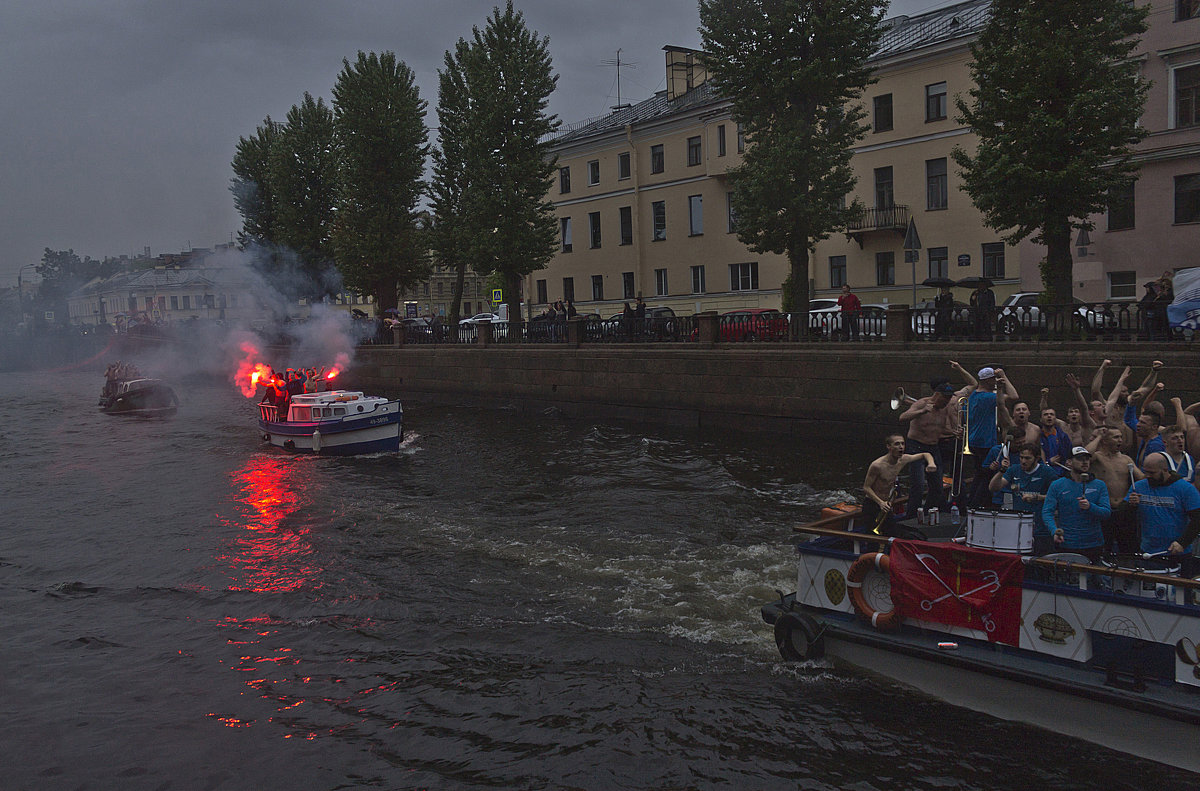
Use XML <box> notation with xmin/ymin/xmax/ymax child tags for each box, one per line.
<box><xmin>552</xmin><ymin>0</ymin><xmax>990</xmax><ymax>146</ymax></box>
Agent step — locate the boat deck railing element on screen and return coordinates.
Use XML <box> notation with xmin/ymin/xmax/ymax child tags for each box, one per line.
<box><xmin>793</xmin><ymin>520</ymin><xmax>1200</xmax><ymax>604</ymax></box>
<box><xmin>259</xmin><ymin>403</ymin><xmax>279</xmax><ymax>422</ymax></box>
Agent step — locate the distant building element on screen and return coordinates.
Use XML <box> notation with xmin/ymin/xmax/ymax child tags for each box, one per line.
<box><xmin>400</xmin><ymin>263</ymin><xmax>494</xmax><ymax>319</ymax></box>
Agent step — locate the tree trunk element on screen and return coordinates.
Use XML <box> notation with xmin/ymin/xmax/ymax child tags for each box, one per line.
<box><xmin>505</xmin><ymin>271</ymin><xmax>522</xmax><ymax>342</ymax></box>
<box><xmin>375</xmin><ymin>276</ymin><xmax>398</xmax><ymax>313</ymax></box>
<box><xmin>788</xmin><ymin>245</ymin><xmax>810</xmax><ymax>340</ymax></box>
<box><xmin>449</xmin><ymin>261</ymin><xmax>466</xmax><ymax>326</ymax></box>
<box><xmin>1041</xmin><ymin>217</ymin><xmax>1074</xmax><ymax>305</ymax></box>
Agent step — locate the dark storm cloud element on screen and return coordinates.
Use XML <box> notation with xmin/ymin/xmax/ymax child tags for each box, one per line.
<box><xmin>0</xmin><ymin>0</ymin><xmax>942</xmax><ymax>282</ymax></box>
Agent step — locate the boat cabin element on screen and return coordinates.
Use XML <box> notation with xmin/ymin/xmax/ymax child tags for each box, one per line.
<box><xmin>259</xmin><ymin>390</ymin><xmax>390</xmax><ymax>423</ymax></box>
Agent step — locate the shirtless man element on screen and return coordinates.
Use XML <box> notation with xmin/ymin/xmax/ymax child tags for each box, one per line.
<box><xmin>1087</xmin><ymin>425</ymin><xmax>1145</xmax><ymax>555</ymax></box>
<box><xmin>899</xmin><ymin>383</ymin><xmax>956</xmax><ymax>516</ymax></box>
<box><xmin>1000</xmin><ymin>398</ymin><xmax>1041</xmax><ymax>447</ymax></box>
<box><xmin>862</xmin><ymin>435</ymin><xmax>936</xmax><ymax>538</ymax></box>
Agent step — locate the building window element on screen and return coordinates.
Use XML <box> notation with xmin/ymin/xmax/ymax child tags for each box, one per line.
<box><xmin>688</xmin><ymin>194</ymin><xmax>703</xmax><ymax>235</ymax></box>
<box><xmin>463</xmin><ymin>302</ymin><xmax>472</xmax><ymax>316</ymax></box>
<box><xmin>652</xmin><ymin>200</ymin><xmax>666</xmax><ymax>240</ymax></box>
<box><xmin>436</xmin><ymin>281</ymin><xmax>443</xmax><ymax>296</ymax></box>
<box><xmin>1109</xmin><ymin>271</ymin><xmax>1137</xmax><ymax>300</ymax></box>
<box><xmin>928</xmin><ymin>247</ymin><xmax>949</xmax><ymax>279</ymax></box>
<box><xmin>588</xmin><ymin>211</ymin><xmax>601</xmax><ymax>248</ymax></box>
<box><xmin>591</xmin><ymin>275</ymin><xmax>604</xmax><ymax>302</ymax></box>
<box><xmin>1177</xmin><ymin>173</ymin><xmax>1200</xmax><ymax>223</ymax></box>
<box><xmin>170</xmin><ymin>296</ymin><xmax>179</xmax><ymax>310</ymax></box>
<box><xmin>655</xmin><ymin>268</ymin><xmax>669</xmax><ymax>296</ymax></box>
<box><xmin>830</xmin><ymin>256</ymin><xmax>847</xmax><ymax>288</ymax></box>
<box><xmin>1179</xmin><ymin>0</ymin><xmax>1200</xmax><ymax>21</ymax></box>
<box><xmin>730</xmin><ymin>262</ymin><xmax>759</xmax><ymax>291</ymax></box>
<box><xmin>874</xmin><ymin>166</ymin><xmax>894</xmax><ymax>208</ymax></box>
<box><xmin>650</xmin><ymin>144</ymin><xmax>664</xmax><ymax>174</ymax></box>
<box><xmin>982</xmin><ymin>242</ymin><xmax>1006</xmax><ymax>278</ymax></box>
<box><xmin>618</xmin><ymin>151</ymin><xmax>631</xmax><ymax>180</ymax></box>
<box><xmin>1107</xmin><ymin>180</ymin><xmax>1135</xmax><ymax>231</ymax></box>
<box><xmin>536</xmin><ymin>279</ymin><xmax>548</xmax><ymax>304</ymax></box>
<box><xmin>874</xmin><ymin>94</ymin><xmax>893</xmax><ymax>132</ymax></box>
<box><xmin>691</xmin><ymin>265</ymin><xmax>706</xmax><ymax>294</ymax></box>
<box><xmin>622</xmin><ymin>272</ymin><xmax>635</xmax><ymax>300</ymax></box>
<box><xmin>926</xmin><ymin>158</ymin><xmax>948</xmax><ymax>210</ymax></box>
<box><xmin>875</xmin><ymin>252</ymin><xmax>895</xmax><ymax>286</ymax></box>
<box><xmin>562</xmin><ymin>277</ymin><xmax>574</xmax><ymax>303</ymax></box>
<box><xmin>559</xmin><ymin>167</ymin><xmax>570</xmax><ymax>194</ymax></box>
<box><xmin>619</xmin><ymin>206</ymin><xmax>633</xmax><ymax>245</ymax></box>
<box><xmin>736</xmin><ymin>123</ymin><xmax>745</xmax><ymax>153</ymax></box>
<box><xmin>182</xmin><ymin>295</ymin><xmax>191</xmax><ymax>309</ymax></box>
<box><xmin>717</xmin><ymin>124</ymin><xmax>726</xmax><ymax>157</ymax></box>
<box><xmin>587</xmin><ymin>159</ymin><xmax>600</xmax><ymax>185</ymax></box>
<box><xmin>687</xmin><ymin>136</ymin><xmax>702</xmax><ymax>166</ymax></box>
<box><xmin>560</xmin><ymin>217</ymin><xmax>572</xmax><ymax>252</ymax></box>
<box><xmin>1176</xmin><ymin>63</ymin><xmax>1200</xmax><ymax>128</ymax></box>
<box><xmin>926</xmin><ymin>82</ymin><xmax>947</xmax><ymax>122</ymax></box>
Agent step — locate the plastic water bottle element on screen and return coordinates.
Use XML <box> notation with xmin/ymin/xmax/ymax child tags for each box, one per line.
<box><xmin>1002</xmin><ymin>492</ymin><xmax>1013</xmax><ymax>511</ymax></box>
<box><xmin>950</xmin><ymin>505</ymin><xmax>960</xmax><ymax>526</ymax></box>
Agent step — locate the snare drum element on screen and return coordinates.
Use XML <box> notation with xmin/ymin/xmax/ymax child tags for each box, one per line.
<box><xmin>966</xmin><ymin>509</ymin><xmax>1034</xmax><ymax>554</ymax></box>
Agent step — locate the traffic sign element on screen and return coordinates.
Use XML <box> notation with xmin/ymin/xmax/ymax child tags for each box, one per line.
<box><xmin>492</xmin><ymin>288</ymin><xmax>503</xmax><ymax>303</ymax></box>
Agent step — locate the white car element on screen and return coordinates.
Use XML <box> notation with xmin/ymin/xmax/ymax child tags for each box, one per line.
<box><xmin>459</xmin><ymin>312</ymin><xmax>501</xmax><ymax>325</ymax></box>
<box><xmin>995</xmin><ymin>292</ymin><xmax>1117</xmax><ymax>335</ymax></box>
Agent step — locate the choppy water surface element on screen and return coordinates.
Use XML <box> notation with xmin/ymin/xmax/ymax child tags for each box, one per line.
<box><xmin>0</xmin><ymin>369</ymin><xmax>1190</xmax><ymax>789</ymax></box>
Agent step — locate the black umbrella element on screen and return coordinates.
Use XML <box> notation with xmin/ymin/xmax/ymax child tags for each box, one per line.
<box><xmin>956</xmin><ymin>276</ymin><xmax>993</xmax><ymax>288</ymax></box>
<box><xmin>384</xmin><ymin>307</ymin><xmax>402</xmax><ymax>315</ymax></box>
<box><xmin>922</xmin><ymin>277</ymin><xmax>956</xmax><ymax>288</ymax></box>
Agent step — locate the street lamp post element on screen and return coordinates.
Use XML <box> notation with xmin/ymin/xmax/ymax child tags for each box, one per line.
<box><xmin>16</xmin><ymin>263</ymin><xmax>38</xmax><ymax>324</ymax></box>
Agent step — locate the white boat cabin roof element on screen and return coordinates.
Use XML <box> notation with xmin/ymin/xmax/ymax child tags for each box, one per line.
<box><xmin>288</xmin><ymin>389</ymin><xmax>387</xmax><ymax>405</ymax></box>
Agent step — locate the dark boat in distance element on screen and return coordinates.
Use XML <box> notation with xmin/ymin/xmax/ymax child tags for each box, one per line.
<box><xmin>98</xmin><ymin>377</ymin><xmax>179</xmax><ymax>417</ymax></box>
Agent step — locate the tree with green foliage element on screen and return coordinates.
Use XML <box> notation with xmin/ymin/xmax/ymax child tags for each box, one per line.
<box><xmin>429</xmin><ymin>39</ymin><xmax>475</xmax><ymax>327</ymax></box>
<box><xmin>230</xmin><ymin>116</ymin><xmax>281</xmax><ymax>250</ymax></box>
<box><xmin>446</xmin><ymin>2</ymin><xmax>559</xmax><ymax>331</ymax></box>
<box><xmin>700</xmin><ymin>0</ymin><xmax>885</xmax><ymax>333</ymax></box>
<box><xmin>269</xmin><ymin>93</ymin><xmax>340</xmax><ymax>300</ymax></box>
<box><xmin>331</xmin><ymin>51</ymin><xmax>430</xmax><ymax>313</ymax></box>
<box><xmin>952</xmin><ymin>0</ymin><xmax>1149</xmax><ymax>304</ymax></box>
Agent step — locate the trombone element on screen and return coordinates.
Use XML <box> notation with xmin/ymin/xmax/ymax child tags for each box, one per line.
<box><xmin>951</xmin><ymin>394</ymin><xmax>972</xmax><ymax>501</ymax></box>
<box><xmin>890</xmin><ymin>386</ymin><xmax>917</xmax><ymax>411</ymax></box>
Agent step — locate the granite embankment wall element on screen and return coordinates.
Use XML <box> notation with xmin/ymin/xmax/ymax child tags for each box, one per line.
<box><xmin>353</xmin><ymin>343</ymin><xmax>1200</xmax><ymax>436</ymax></box>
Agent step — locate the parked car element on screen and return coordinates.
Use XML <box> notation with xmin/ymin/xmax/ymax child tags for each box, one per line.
<box><xmin>911</xmin><ymin>299</ymin><xmax>972</xmax><ymax>336</ymax></box>
<box><xmin>806</xmin><ymin>299</ymin><xmax>842</xmax><ymax>337</ymax></box>
<box><xmin>599</xmin><ymin>306</ymin><xmax>677</xmax><ymax>339</ymax></box>
<box><xmin>459</xmin><ymin>312</ymin><xmax>501</xmax><ymax>325</ymax></box>
<box><xmin>995</xmin><ymin>292</ymin><xmax>1117</xmax><ymax>335</ymax></box>
<box><xmin>718</xmin><ymin>308</ymin><xmax>789</xmax><ymax>341</ymax></box>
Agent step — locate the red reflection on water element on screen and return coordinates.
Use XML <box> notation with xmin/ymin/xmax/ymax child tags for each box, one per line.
<box><xmin>216</xmin><ymin>456</ymin><xmax>322</xmax><ymax>594</ymax></box>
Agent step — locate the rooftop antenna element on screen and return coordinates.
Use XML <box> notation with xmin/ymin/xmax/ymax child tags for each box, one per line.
<box><xmin>600</xmin><ymin>49</ymin><xmax>636</xmax><ymax>111</ymax></box>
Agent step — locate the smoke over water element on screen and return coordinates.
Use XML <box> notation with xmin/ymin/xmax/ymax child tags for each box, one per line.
<box><xmin>120</xmin><ymin>246</ymin><xmax>366</xmax><ymax>399</ymax></box>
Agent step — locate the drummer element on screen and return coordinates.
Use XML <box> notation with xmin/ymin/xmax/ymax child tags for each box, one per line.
<box><xmin>989</xmin><ymin>442</ymin><xmax>1060</xmax><ymax>555</ymax></box>
<box><xmin>1042</xmin><ymin>447</ymin><xmax>1112</xmax><ymax>563</ymax></box>
<box><xmin>1124</xmin><ymin>453</ymin><xmax>1200</xmax><ymax>575</ymax></box>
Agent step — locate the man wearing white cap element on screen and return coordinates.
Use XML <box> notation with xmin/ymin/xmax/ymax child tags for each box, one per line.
<box><xmin>964</xmin><ymin>367</ymin><xmax>1016</xmax><ymax>508</ymax></box>
<box><xmin>1042</xmin><ymin>446</ymin><xmax>1112</xmax><ymax>562</ymax></box>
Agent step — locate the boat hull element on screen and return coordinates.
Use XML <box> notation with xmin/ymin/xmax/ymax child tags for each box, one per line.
<box><xmin>764</xmin><ymin>597</ymin><xmax>1200</xmax><ymax>773</ymax></box>
<box><xmin>99</xmin><ymin>380</ymin><xmax>179</xmax><ymax>417</ymax></box>
<box><xmin>259</xmin><ymin>400</ymin><xmax>402</xmax><ymax>455</ymax></box>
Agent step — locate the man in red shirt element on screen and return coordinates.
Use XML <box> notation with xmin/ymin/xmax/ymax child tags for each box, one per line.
<box><xmin>837</xmin><ymin>284</ymin><xmax>862</xmax><ymax>341</ymax></box>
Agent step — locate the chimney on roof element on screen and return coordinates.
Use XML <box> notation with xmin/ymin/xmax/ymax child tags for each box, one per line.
<box><xmin>664</xmin><ymin>46</ymin><xmax>708</xmax><ymax>101</ymax></box>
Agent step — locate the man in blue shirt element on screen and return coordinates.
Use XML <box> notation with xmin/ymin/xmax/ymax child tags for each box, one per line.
<box><xmin>966</xmin><ymin>367</ymin><xmax>1006</xmax><ymax>508</ymax></box>
<box><xmin>991</xmin><ymin>442</ymin><xmax>1060</xmax><ymax>555</ymax></box>
<box><xmin>1125</xmin><ymin>453</ymin><xmax>1200</xmax><ymax>574</ymax></box>
<box><xmin>1134</xmin><ymin>411</ymin><xmax>1167</xmax><ymax>468</ymax></box>
<box><xmin>1043</xmin><ymin>447</ymin><xmax>1112</xmax><ymax>562</ymax></box>
<box><xmin>1038</xmin><ymin>407</ymin><xmax>1072</xmax><ymax>467</ymax></box>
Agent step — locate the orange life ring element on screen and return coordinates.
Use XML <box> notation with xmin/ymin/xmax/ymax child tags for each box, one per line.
<box><xmin>846</xmin><ymin>552</ymin><xmax>901</xmax><ymax>630</ymax></box>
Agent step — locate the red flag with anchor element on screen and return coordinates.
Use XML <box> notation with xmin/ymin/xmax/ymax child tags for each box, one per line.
<box><xmin>888</xmin><ymin>540</ymin><xmax>1024</xmax><ymax>646</ymax></box>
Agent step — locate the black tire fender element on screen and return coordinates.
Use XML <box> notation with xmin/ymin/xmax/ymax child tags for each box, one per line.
<box><xmin>774</xmin><ymin>611</ymin><xmax>825</xmax><ymax>662</ymax></box>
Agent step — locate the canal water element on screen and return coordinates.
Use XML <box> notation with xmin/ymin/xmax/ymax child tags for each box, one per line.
<box><xmin>0</xmin><ymin>368</ymin><xmax>1189</xmax><ymax>790</ymax></box>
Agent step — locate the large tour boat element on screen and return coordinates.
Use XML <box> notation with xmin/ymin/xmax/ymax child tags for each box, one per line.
<box><xmin>258</xmin><ymin>390</ymin><xmax>402</xmax><ymax>455</ymax></box>
<box><xmin>99</xmin><ymin>378</ymin><xmax>179</xmax><ymax>417</ymax></box>
<box><xmin>762</xmin><ymin>506</ymin><xmax>1200</xmax><ymax>774</ymax></box>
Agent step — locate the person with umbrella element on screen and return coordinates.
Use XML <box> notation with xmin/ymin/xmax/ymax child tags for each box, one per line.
<box><xmin>922</xmin><ymin>277</ymin><xmax>956</xmax><ymax>339</ymax></box>
<box><xmin>963</xmin><ymin>277</ymin><xmax>995</xmax><ymax>339</ymax></box>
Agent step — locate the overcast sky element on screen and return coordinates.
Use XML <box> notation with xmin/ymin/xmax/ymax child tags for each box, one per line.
<box><xmin>0</xmin><ymin>0</ymin><xmax>955</xmax><ymax>284</ymax></box>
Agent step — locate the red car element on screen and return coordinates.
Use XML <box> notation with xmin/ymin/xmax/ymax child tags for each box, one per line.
<box><xmin>718</xmin><ymin>308</ymin><xmax>789</xmax><ymax>342</ymax></box>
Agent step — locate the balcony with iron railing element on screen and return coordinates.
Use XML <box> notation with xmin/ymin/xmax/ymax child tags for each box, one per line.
<box><xmin>846</xmin><ymin>204</ymin><xmax>909</xmax><ymax>248</ymax></box>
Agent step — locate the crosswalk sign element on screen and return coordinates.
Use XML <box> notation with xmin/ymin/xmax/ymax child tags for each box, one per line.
<box><xmin>492</xmin><ymin>288</ymin><xmax>503</xmax><ymax>303</ymax></box>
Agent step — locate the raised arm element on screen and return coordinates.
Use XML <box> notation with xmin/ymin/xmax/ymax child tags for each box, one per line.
<box><xmin>1130</xmin><ymin>361</ymin><xmax>1163</xmax><ymax>402</ymax></box>
<box><xmin>1067</xmin><ymin>373</ymin><xmax>1096</xmax><ymax>432</ymax></box>
<box><xmin>1105</xmin><ymin>366</ymin><xmax>1132</xmax><ymax>419</ymax></box>
<box><xmin>899</xmin><ymin>398</ymin><xmax>930</xmax><ymax>422</ymax></box>
<box><xmin>1090</xmin><ymin>359</ymin><xmax>1111</xmax><ymax>403</ymax></box>
<box><xmin>949</xmin><ymin>360</ymin><xmax>977</xmax><ymax>389</ymax></box>
<box><xmin>1039</xmin><ymin>387</ymin><xmax>1050</xmax><ymax>415</ymax></box>
<box><xmin>995</xmin><ymin>368</ymin><xmax>1019</xmax><ymax>401</ymax></box>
